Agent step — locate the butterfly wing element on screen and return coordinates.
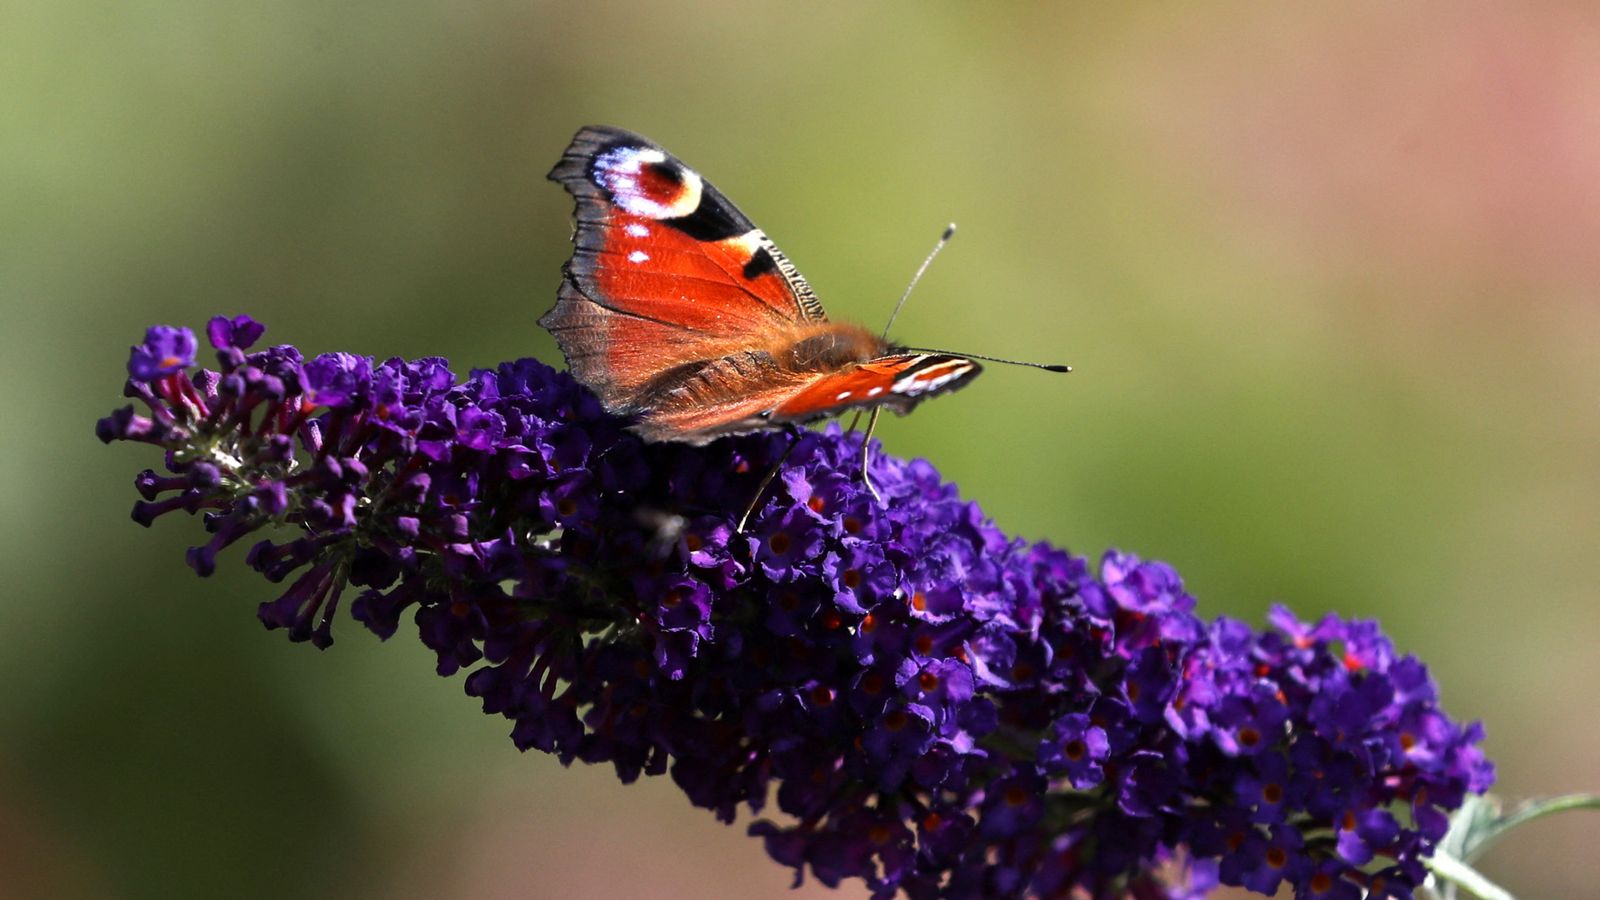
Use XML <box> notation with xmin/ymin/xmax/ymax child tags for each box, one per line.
<box><xmin>542</xmin><ymin>126</ymin><xmax>826</xmax><ymax>412</ymax></box>
<box><xmin>639</xmin><ymin>353</ymin><xmax>983</xmax><ymax>443</ymax></box>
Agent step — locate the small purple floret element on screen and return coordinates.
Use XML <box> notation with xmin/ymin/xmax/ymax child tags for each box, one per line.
<box><xmin>206</xmin><ymin>314</ymin><xmax>266</xmax><ymax>351</ymax></box>
<box><xmin>127</xmin><ymin>325</ymin><xmax>198</xmax><ymax>381</ymax></box>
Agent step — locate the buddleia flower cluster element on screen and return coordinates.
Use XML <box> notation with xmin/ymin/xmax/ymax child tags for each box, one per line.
<box><xmin>99</xmin><ymin>317</ymin><xmax>1494</xmax><ymax>898</ymax></box>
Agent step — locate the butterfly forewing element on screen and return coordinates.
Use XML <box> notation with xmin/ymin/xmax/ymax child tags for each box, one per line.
<box><xmin>547</xmin><ymin>129</ymin><xmax>819</xmax><ymax>323</ymax></box>
<box><xmin>544</xmin><ymin>127</ymin><xmax>837</xmax><ymax>411</ymax></box>
<box><xmin>769</xmin><ymin>354</ymin><xmax>982</xmax><ymax>421</ymax></box>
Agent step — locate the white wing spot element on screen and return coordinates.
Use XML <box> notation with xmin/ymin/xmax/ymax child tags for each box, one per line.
<box><xmin>835</xmin><ymin>391</ymin><xmax>853</xmax><ymax>401</ymax></box>
<box><xmin>722</xmin><ymin>229</ymin><xmax>766</xmax><ymax>258</ymax></box>
<box><xmin>628</xmin><ymin>250</ymin><xmax>650</xmax><ymax>263</ymax></box>
<box><xmin>892</xmin><ymin>361</ymin><xmax>975</xmax><ymax>396</ymax></box>
<box><xmin>625</xmin><ymin>222</ymin><xmax>650</xmax><ymax>238</ymax></box>
<box><xmin>866</xmin><ymin>386</ymin><xmax>884</xmax><ymax>397</ymax></box>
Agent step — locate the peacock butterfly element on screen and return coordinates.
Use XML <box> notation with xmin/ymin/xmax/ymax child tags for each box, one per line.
<box><xmin>540</xmin><ymin>125</ymin><xmax>1000</xmax><ymax>445</ymax></box>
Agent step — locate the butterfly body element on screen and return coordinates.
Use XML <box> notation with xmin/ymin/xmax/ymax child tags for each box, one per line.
<box><xmin>542</xmin><ymin>126</ymin><xmax>981</xmax><ymax>444</ymax></box>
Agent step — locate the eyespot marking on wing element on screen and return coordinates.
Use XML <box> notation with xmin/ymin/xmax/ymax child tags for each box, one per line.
<box><xmin>591</xmin><ymin>145</ymin><xmax>704</xmax><ymax>220</ymax></box>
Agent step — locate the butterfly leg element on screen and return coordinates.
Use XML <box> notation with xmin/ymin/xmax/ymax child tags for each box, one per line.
<box><xmin>859</xmin><ymin>407</ymin><xmax>883</xmax><ymax>505</ymax></box>
<box><xmin>736</xmin><ymin>425</ymin><xmax>803</xmax><ymax>533</ymax></box>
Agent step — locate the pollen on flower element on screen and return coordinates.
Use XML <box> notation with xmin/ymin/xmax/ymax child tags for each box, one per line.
<box><xmin>101</xmin><ymin>315</ymin><xmax>1495</xmax><ymax>900</ymax></box>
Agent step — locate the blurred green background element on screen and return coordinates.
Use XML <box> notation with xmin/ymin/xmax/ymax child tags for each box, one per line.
<box><xmin>5</xmin><ymin>2</ymin><xmax>1597</xmax><ymax>896</ymax></box>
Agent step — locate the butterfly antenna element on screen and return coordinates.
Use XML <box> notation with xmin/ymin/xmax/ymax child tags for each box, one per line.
<box><xmin>849</xmin><ymin>224</ymin><xmax>959</xmax><ymax>436</ymax></box>
<box><xmin>881</xmin><ymin>223</ymin><xmax>957</xmax><ymax>340</ymax></box>
<box><xmin>896</xmin><ymin>348</ymin><xmax>1072</xmax><ymax>373</ymax></box>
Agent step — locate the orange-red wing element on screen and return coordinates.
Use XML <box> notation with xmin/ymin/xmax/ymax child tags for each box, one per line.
<box><xmin>769</xmin><ymin>355</ymin><xmax>983</xmax><ymax>423</ymax></box>
<box><xmin>633</xmin><ymin>353</ymin><xmax>984</xmax><ymax>444</ymax></box>
<box><xmin>542</xmin><ymin>126</ymin><xmax>825</xmax><ymax>407</ymax></box>
<box><xmin>631</xmin><ymin>376</ymin><xmax>814</xmax><ymax>444</ymax></box>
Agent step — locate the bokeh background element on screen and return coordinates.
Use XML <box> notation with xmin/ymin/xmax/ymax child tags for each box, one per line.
<box><xmin>5</xmin><ymin>2</ymin><xmax>1597</xmax><ymax>897</ymax></box>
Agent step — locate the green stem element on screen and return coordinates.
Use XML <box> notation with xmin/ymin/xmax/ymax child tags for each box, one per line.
<box><xmin>1492</xmin><ymin>792</ymin><xmax>1600</xmax><ymax>836</ymax></box>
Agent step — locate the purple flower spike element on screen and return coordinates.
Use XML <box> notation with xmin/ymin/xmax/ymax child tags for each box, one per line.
<box><xmin>100</xmin><ymin>315</ymin><xmax>1495</xmax><ymax>899</ymax></box>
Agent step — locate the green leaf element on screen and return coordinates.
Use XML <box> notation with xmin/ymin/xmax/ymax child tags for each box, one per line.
<box><xmin>1425</xmin><ymin>792</ymin><xmax>1600</xmax><ymax>898</ymax></box>
<box><xmin>1443</xmin><ymin>792</ymin><xmax>1600</xmax><ymax>863</ymax></box>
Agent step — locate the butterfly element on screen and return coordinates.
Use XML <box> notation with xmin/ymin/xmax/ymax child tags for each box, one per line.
<box><xmin>540</xmin><ymin>125</ymin><xmax>998</xmax><ymax>446</ymax></box>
